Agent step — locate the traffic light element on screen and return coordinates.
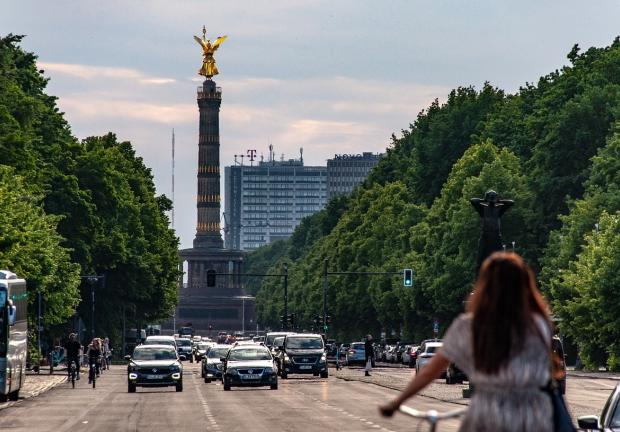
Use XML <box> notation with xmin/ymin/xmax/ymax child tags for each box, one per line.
<box><xmin>403</xmin><ymin>269</ymin><xmax>413</xmax><ymax>287</ymax></box>
<box><xmin>206</xmin><ymin>269</ymin><xmax>217</xmax><ymax>287</ymax></box>
<box><xmin>280</xmin><ymin>315</ymin><xmax>286</xmax><ymax>328</ymax></box>
<box><xmin>325</xmin><ymin>315</ymin><xmax>331</xmax><ymax>324</ymax></box>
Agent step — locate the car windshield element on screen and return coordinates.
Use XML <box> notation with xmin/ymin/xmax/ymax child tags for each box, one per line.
<box><xmin>266</xmin><ymin>334</ymin><xmax>286</xmax><ymax>346</ymax></box>
<box><xmin>228</xmin><ymin>348</ymin><xmax>272</xmax><ymax>361</ymax></box>
<box><xmin>133</xmin><ymin>347</ymin><xmax>176</xmax><ymax>361</ymax></box>
<box><xmin>286</xmin><ymin>337</ymin><xmax>323</xmax><ymax>349</ymax></box>
<box><xmin>208</xmin><ymin>347</ymin><xmax>230</xmax><ymax>359</ymax></box>
<box><xmin>273</xmin><ymin>337</ymin><xmax>285</xmax><ymax>346</ymax></box>
<box><xmin>176</xmin><ymin>339</ymin><xmax>191</xmax><ymax>346</ymax></box>
<box><xmin>426</xmin><ymin>346</ymin><xmax>439</xmax><ymax>353</ymax></box>
<box><xmin>144</xmin><ymin>339</ymin><xmax>175</xmax><ymax>347</ymax></box>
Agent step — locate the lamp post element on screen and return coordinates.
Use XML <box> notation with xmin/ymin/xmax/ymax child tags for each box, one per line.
<box><xmin>233</xmin><ymin>295</ymin><xmax>255</xmax><ymax>335</ymax></box>
<box><xmin>81</xmin><ymin>275</ymin><xmax>105</xmax><ymax>337</ymax></box>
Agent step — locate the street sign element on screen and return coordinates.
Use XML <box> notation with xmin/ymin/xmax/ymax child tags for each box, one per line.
<box><xmin>433</xmin><ymin>320</ymin><xmax>439</xmax><ymax>335</ymax></box>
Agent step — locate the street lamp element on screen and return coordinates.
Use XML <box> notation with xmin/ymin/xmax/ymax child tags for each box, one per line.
<box><xmin>233</xmin><ymin>295</ymin><xmax>255</xmax><ymax>335</ymax></box>
<box><xmin>81</xmin><ymin>275</ymin><xmax>105</xmax><ymax>337</ymax></box>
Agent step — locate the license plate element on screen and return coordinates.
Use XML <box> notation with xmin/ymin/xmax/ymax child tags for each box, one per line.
<box><xmin>146</xmin><ymin>374</ymin><xmax>164</xmax><ymax>379</ymax></box>
<box><xmin>242</xmin><ymin>374</ymin><xmax>260</xmax><ymax>379</ymax></box>
<box><xmin>299</xmin><ymin>365</ymin><xmax>312</xmax><ymax>370</ymax></box>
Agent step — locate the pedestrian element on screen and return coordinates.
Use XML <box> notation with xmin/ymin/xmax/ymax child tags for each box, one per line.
<box><xmin>379</xmin><ymin>252</ymin><xmax>559</xmax><ymax>432</ymax></box>
<box><xmin>335</xmin><ymin>343</ymin><xmax>341</xmax><ymax>371</ymax></box>
<box><xmin>364</xmin><ymin>334</ymin><xmax>374</xmax><ymax>377</ymax></box>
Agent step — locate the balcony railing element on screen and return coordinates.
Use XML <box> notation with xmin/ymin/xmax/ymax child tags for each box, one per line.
<box><xmin>197</xmin><ymin>86</ymin><xmax>222</xmax><ymax>100</ymax></box>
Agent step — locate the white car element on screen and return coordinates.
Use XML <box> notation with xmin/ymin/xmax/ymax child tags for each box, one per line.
<box><xmin>415</xmin><ymin>341</ymin><xmax>443</xmax><ymax>374</ymax></box>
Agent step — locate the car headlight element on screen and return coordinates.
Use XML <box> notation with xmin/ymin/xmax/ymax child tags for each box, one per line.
<box><xmin>227</xmin><ymin>368</ymin><xmax>239</xmax><ymax>375</ymax></box>
<box><xmin>263</xmin><ymin>367</ymin><xmax>274</xmax><ymax>374</ymax></box>
<box><xmin>128</xmin><ymin>372</ymin><xmax>138</xmax><ymax>380</ymax></box>
<box><xmin>216</xmin><ymin>363</ymin><xmax>223</xmax><ymax>370</ymax></box>
<box><xmin>321</xmin><ymin>353</ymin><xmax>327</xmax><ymax>362</ymax></box>
<box><xmin>171</xmin><ymin>372</ymin><xmax>181</xmax><ymax>380</ymax></box>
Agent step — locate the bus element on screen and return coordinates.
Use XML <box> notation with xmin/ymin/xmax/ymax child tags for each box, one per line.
<box><xmin>0</xmin><ymin>270</ymin><xmax>27</xmax><ymax>402</ymax></box>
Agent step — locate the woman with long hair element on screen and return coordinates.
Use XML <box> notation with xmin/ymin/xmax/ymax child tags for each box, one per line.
<box><xmin>379</xmin><ymin>252</ymin><xmax>555</xmax><ymax>431</ymax></box>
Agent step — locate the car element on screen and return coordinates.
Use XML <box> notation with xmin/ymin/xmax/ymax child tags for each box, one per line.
<box><xmin>143</xmin><ymin>336</ymin><xmax>180</xmax><ymax>356</ymax></box>
<box><xmin>552</xmin><ymin>336</ymin><xmax>567</xmax><ymax>395</ymax></box>
<box><xmin>175</xmin><ymin>337</ymin><xmax>194</xmax><ymax>362</ymax></box>
<box><xmin>396</xmin><ymin>344</ymin><xmax>408</xmax><ymax>363</ymax></box>
<box><xmin>385</xmin><ymin>346</ymin><xmax>398</xmax><ymax>363</ymax></box>
<box><xmin>445</xmin><ymin>362</ymin><xmax>467</xmax><ymax>384</ymax></box>
<box><xmin>416</xmin><ymin>341</ymin><xmax>443</xmax><ymax>374</ymax></box>
<box><xmin>401</xmin><ymin>345</ymin><xmax>414</xmax><ymax>365</ymax></box>
<box><xmin>202</xmin><ymin>344</ymin><xmax>230</xmax><ymax>382</ymax></box>
<box><xmin>265</xmin><ymin>331</ymin><xmax>295</xmax><ymax>349</ymax></box>
<box><xmin>221</xmin><ymin>344</ymin><xmax>278</xmax><ymax>390</ymax></box>
<box><xmin>278</xmin><ymin>333</ymin><xmax>328</xmax><ymax>379</ymax></box>
<box><xmin>345</xmin><ymin>342</ymin><xmax>374</xmax><ymax>367</ymax></box>
<box><xmin>125</xmin><ymin>344</ymin><xmax>183</xmax><ymax>393</ymax></box>
<box><xmin>252</xmin><ymin>336</ymin><xmax>265</xmax><ymax>343</ymax></box>
<box><xmin>193</xmin><ymin>341</ymin><xmax>213</xmax><ymax>361</ymax></box>
<box><xmin>577</xmin><ymin>382</ymin><xmax>620</xmax><ymax>431</ymax></box>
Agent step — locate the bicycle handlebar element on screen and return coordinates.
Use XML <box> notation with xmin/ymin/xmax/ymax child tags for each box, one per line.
<box><xmin>399</xmin><ymin>405</ymin><xmax>467</xmax><ymax>422</ymax></box>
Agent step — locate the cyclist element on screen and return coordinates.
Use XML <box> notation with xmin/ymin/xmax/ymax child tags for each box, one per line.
<box><xmin>380</xmin><ymin>252</ymin><xmax>556</xmax><ymax>431</ymax></box>
<box><xmin>86</xmin><ymin>338</ymin><xmax>102</xmax><ymax>383</ymax></box>
<box><xmin>64</xmin><ymin>333</ymin><xmax>81</xmax><ymax>380</ymax></box>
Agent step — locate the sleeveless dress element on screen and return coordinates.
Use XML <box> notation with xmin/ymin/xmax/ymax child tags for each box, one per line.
<box><xmin>441</xmin><ymin>313</ymin><xmax>553</xmax><ymax>432</ymax></box>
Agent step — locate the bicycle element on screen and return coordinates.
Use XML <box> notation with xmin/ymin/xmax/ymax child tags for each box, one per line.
<box><xmin>67</xmin><ymin>361</ymin><xmax>77</xmax><ymax>389</ymax></box>
<box><xmin>398</xmin><ymin>405</ymin><xmax>467</xmax><ymax>432</ymax></box>
<box><xmin>88</xmin><ymin>362</ymin><xmax>97</xmax><ymax>388</ymax></box>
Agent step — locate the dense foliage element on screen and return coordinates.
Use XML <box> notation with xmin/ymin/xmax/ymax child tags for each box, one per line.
<box><xmin>249</xmin><ymin>38</ymin><xmax>620</xmax><ymax>369</ymax></box>
<box><xmin>0</xmin><ymin>34</ymin><xmax>179</xmax><ymax>347</ymax></box>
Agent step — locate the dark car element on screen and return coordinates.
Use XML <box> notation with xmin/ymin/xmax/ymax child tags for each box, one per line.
<box><xmin>221</xmin><ymin>345</ymin><xmax>278</xmax><ymax>390</ymax></box>
<box><xmin>578</xmin><ymin>382</ymin><xmax>620</xmax><ymax>431</ymax></box>
<box><xmin>126</xmin><ymin>345</ymin><xmax>183</xmax><ymax>393</ymax></box>
<box><xmin>202</xmin><ymin>344</ymin><xmax>230</xmax><ymax>383</ymax></box>
<box><xmin>278</xmin><ymin>333</ymin><xmax>328</xmax><ymax>379</ymax></box>
<box><xmin>175</xmin><ymin>337</ymin><xmax>194</xmax><ymax>362</ymax></box>
<box><xmin>552</xmin><ymin>336</ymin><xmax>567</xmax><ymax>395</ymax></box>
<box><xmin>445</xmin><ymin>362</ymin><xmax>467</xmax><ymax>384</ymax></box>
<box><xmin>193</xmin><ymin>342</ymin><xmax>211</xmax><ymax>362</ymax></box>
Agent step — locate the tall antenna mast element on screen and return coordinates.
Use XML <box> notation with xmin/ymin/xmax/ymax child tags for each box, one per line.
<box><xmin>172</xmin><ymin>128</ymin><xmax>175</xmax><ymax>229</ymax></box>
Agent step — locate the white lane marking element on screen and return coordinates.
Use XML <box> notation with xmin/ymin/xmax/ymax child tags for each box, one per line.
<box><xmin>288</xmin><ymin>387</ymin><xmax>397</xmax><ymax>432</ymax></box>
<box><xmin>191</xmin><ymin>373</ymin><xmax>219</xmax><ymax>429</ymax></box>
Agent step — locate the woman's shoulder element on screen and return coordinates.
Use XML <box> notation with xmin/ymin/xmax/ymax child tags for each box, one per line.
<box><xmin>444</xmin><ymin>313</ymin><xmax>473</xmax><ymax>338</ymax></box>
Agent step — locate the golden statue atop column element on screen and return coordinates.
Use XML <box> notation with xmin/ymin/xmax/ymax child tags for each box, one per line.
<box><xmin>194</xmin><ymin>26</ymin><xmax>227</xmax><ymax>79</ymax></box>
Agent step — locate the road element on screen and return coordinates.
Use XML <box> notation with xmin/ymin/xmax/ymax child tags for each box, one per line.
<box><xmin>0</xmin><ymin>363</ymin><xmax>616</xmax><ymax>431</ymax></box>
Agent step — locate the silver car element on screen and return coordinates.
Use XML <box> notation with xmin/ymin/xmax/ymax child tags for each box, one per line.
<box><xmin>415</xmin><ymin>341</ymin><xmax>443</xmax><ymax>374</ymax></box>
<box><xmin>578</xmin><ymin>382</ymin><xmax>620</xmax><ymax>431</ymax></box>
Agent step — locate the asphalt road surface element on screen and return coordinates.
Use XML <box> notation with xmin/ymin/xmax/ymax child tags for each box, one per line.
<box><xmin>0</xmin><ymin>363</ymin><xmax>462</xmax><ymax>432</ymax></box>
<box><xmin>0</xmin><ymin>363</ymin><xmax>616</xmax><ymax>432</ymax></box>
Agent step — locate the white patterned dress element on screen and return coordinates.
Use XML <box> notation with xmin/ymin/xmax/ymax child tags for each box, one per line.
<box><xmin>440</xmin><ymin>313</ymin><xmax>553</xmax><ymax>432</ymax></box>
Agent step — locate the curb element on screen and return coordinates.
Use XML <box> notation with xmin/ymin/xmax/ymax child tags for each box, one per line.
<box><xmin>0</xmin><ymin>375</ymin><xmax>66</xmax><ymax>412</ymax></box>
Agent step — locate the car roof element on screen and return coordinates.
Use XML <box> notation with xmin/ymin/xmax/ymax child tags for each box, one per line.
<box><xmin>146</xmin><ymin>335</ymin><xmax>175</xmax><ymax>341</ymax></box>
<box><xmin>136</xmin><ymin>344</ymin><xmax>176</xmax><ymax>351</ymax></box>
<box><xmin>287</xmin><ymin>333</ymin><xmax>322</xmax><ymax>338</ymax></box>
<box><xmin>230</xmin><ymin>344</ymin><xmax>269</xmax><ymax>351</ymax></box>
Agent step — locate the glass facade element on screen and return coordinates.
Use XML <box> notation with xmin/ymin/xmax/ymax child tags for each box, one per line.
<box><xmin>225</xmin><ymin>160</ymin><xmax>327</xmax><ymax>251</ymax></box>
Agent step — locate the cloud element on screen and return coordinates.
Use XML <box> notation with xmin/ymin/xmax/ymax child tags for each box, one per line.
<box><xmin>39</xmin><ymin>62</ymin><xmax>176</xmax><ymax>85</ymax></box>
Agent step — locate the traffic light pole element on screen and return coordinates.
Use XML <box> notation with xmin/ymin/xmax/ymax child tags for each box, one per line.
<box><xmin>323</xmin><ymin>259</ymin><xmax>328</xmax><ymax>333</ymax></box>
<box><xmin>321</xmin><ymin>260</ymin><xmax>407</xmax><ymax>336</ymax></box>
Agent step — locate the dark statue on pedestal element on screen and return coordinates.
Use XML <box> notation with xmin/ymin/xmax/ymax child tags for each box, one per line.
<box><xmin>470</xmin><ymin>190</ymin><xmax>513</xmax><ymax>272</ymax></box>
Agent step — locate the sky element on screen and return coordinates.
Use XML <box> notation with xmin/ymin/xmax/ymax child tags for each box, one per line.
<box><xmin>3</xmin><ymin>1</ymin><xmax>620</xmax><ymax>249</ymax></box>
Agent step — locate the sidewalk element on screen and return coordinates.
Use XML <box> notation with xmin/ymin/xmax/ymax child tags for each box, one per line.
<box><xmin>0</xmin><ymin>368</ymin><xmax>68</xmax><ymax>410</ymax></box>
